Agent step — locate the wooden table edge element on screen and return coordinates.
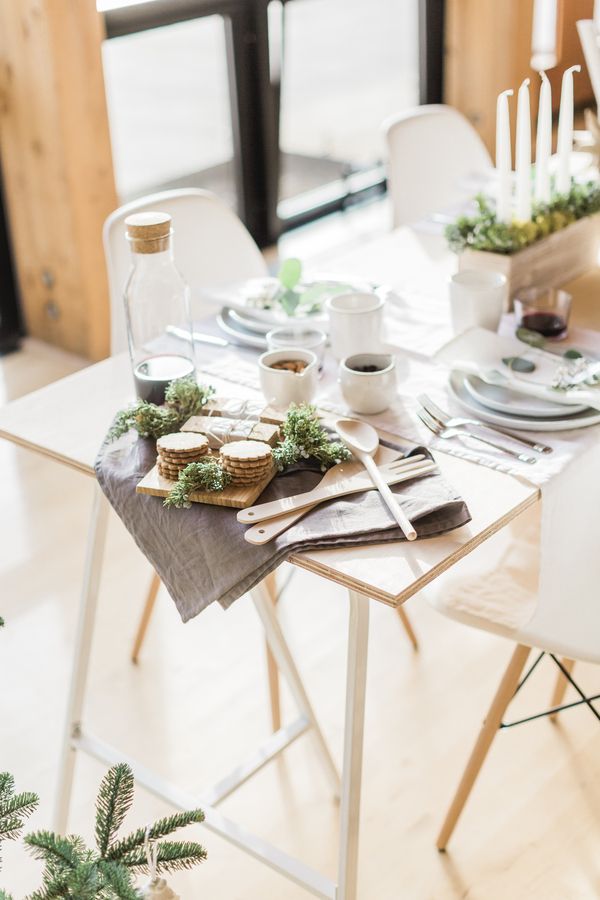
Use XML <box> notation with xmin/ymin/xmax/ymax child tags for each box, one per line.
<box><xmin>289</xmin><ymin>490</ymin><xmax>540</xmax><ymax>607</ymax></box>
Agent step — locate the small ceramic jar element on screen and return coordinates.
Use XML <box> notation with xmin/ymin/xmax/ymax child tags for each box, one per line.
<box><xmin>339</xmin><ymin>353</ymin><xmax>397</xmax><ymax>414</ymax></box>
<box><xmin>258</xmin><ymin>348</ymin><xmax>319</xmax><ymax>408</ymax></box>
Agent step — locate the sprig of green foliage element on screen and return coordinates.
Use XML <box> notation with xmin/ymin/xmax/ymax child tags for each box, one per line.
<box><xmin>164</xmin><ymin>460</ymin><xmax>233</xmax><ymax>508</ymax></box>
<box><xmin>0</xmin><ymin>773</ymin><xmax>39</xmax><ymax>871</ymax></box>
<box><xmin>19</xmin><ymin>764</ymin><xmax>206</xmax><ymax>898</ymax></box>
<box><xmin>110</xmin><ymin>376</ymin><xmax>214</xmax><ymax>441</ymax></box>
<box><xmin>445</xmin><ymin>182</ymin><xmax>600</xmax><ymax>255</ymax></box>
<box><xmin>273</xmin><ymin>403</ymin><xmax>351</xmax><ymax>471</ymax></box>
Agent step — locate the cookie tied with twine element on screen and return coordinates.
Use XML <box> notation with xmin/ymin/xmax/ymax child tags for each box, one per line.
<box><xmin>220</xmin><ymin>439</ymin><xmax>273</xmax><ymax>484</ymax></box>
<box><xmin>125</xmin><ymin>211</ymin><xmax>172</xmax><ymax>254</ymax></box>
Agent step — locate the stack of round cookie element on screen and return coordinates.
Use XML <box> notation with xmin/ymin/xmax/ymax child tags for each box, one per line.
<box><xmin>219</xmin><ymin>440</ymin><xmax>273</xmax><ymax>485</ymax></box>
<box><xmin>156</xmin><ymin>432</ymin><xmax>209</xmax><ymax>481</ymax></box>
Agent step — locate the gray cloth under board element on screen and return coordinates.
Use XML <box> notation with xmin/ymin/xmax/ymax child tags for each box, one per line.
<box><xmin>95</xmin><ymin>431</ymin><xmax>471</xmax><ymax>622</ymax></box>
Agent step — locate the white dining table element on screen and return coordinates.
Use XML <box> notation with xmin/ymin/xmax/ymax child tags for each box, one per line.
<box><xmin>0</xmin><ymin>224</ymin><xmax>548</xmax><ymax>899</ymax></box>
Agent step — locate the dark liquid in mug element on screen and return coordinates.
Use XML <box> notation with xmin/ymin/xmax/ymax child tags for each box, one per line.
<box><xmin>520</xmin><ymin>312</ymin><xmax>567</xmax><ymax>338</ymax></box>
<box><xmin>133</xmin><ymin>354</ymin><xmax>195</xmax><ymax>404</ymax></box>
<box><xmin>351</xmin><ymin>364</ymin><xmax>383</xmax><ymax>373</ymax></box>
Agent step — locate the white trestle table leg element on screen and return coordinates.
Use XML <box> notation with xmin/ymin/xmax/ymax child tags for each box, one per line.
<box><xmin>337</xmin><ymin>590</ymin><xmax>370</xmax><ymax>900</ymax></box>
<box><xmin>53</xmin><ymin>485</ymin><xmax>109</xmax><ymax>832</ymax></box>
<box><xmin>250</xmin><ymin>581</ymin><xmax>341</xmax><ymax>798</ymax></box>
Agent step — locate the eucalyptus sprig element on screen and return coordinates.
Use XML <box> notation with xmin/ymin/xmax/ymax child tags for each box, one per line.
<box><xmin>445</xmin><ymin>182</ymin><xmax>600</xmax><ymax>256</ymax></box>
<box><xmin>164</xmin><ymin>460</ymin><xmax>233</xmax><ymax>509</ymax></box>
<box><xmin>110</xmin><ymin>375</ymin><xmax>215</xmax><ymax>441</ymax></box>
<box><xmin>272</xmin><ymin>403</ymin><xmax>351</xmax><ymax>471</ymax></box>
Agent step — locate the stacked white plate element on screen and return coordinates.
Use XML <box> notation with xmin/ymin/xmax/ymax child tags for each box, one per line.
<box><xmin>208</xmin><ymin>276</ymin><xmax>389</xmax><ymax>350</ymax></box>
<box><xmin>449</xmin><ymin>370</ymin><xmax>600</xmax><ymax>431</ymax></box>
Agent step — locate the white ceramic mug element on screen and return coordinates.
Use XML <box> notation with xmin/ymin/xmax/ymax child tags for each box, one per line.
<box><xmin>326</xmin><ymin>292</ymin><xmax>385</xmax><ymax>359</ymax></box>
<box><xmin>449</xmin><ymin>270</ymin><xmax>508</xmax><ymax>335</ymax></box>
<box><xmin>339</xmin><ymin>353</ymin><xmax>397</xmax><ymax>415</ymax></box>
<box><xmin>258</xmin><ymin>348</ymin><xmax>319</xmax><ymax>408</ymax></box>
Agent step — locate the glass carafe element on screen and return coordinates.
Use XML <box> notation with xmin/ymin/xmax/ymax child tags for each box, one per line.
<box><xmin>124</xmin><ymin>211</ymin><xmax>195</xmax><ymax>404</ymax></box>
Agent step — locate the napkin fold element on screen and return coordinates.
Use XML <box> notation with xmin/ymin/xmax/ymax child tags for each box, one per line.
<box><xmin>95</xmin><ymin>430</ymin><xmax>470</xmax><ymax>622</ymax></box>
<box><xmin>436</xmin><ymin>327</ymin><xmax>600</xmax><ymax>411</ymax></box>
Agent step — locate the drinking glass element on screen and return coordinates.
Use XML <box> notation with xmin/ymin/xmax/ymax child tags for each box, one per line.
<box><xmin>514</xmin><ymin>287</ymin><xmax>572</xmax><ymax>340</ymax></box>
<box><xmin>449</xmin><ymin>270</ymin><xmax>508</xmax><ymax>335</ymax></box>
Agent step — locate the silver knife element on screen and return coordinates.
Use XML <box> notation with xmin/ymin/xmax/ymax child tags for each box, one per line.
<box><xmin>167</xmin><ymin>324</ymin><xmax>229</xmax><ymax>348</ymax></box>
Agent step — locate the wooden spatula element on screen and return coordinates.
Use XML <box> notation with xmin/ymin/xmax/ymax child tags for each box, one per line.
<box><xmin>239</xmin><ymin>455</ymin><xmax>435</xmax><ymax>530</ymax></box>
<box><xmin>243</xmin><ymin>446</ymin><xmax>402</xmax><ymax>545</ymax></box>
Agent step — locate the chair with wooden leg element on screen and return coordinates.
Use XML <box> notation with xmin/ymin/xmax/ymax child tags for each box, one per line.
<box><xmin>103</xmin><ymin>188</ymin><xmax>285</xmax><ymax>727</ymax></box>
<box><xmin>427</xmin><ymin>508</ymin><xmax>600</xmax><ymax>850</ymax></box>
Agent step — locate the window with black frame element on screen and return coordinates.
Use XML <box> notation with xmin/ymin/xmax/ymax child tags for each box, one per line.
<box><xmin>99</xmin><ymin>0</ymin><xmax>440</xmax><ymax>246</ymax></box>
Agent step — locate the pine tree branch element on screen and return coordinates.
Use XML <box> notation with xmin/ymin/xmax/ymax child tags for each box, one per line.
<box><xmin>0</xmin><ymin>774</ymin><xmax>15</xmax><ymax>805</ymax></box>
<box><xmin>25</xmin><ymin>831</ymin><xmax>86</xmax><ymax>871</ymax></box>
<box><xmin>0</xmin><ymin>791</ymin><xmax>39</xmax><ymax>837</ymax></box>
<box><xmin>95</xmin><ymin>765</ymin><xmax>134</xmax><ymax>858</ymax></box>
<box><xmin>106</xmin><ymin>809</ymin><xmax>204</xmax><ymax>861</ymax></box>
<box><xmin>97</xmin><ymin>861</ymin><xmax>140</xmax><ymax>900</ymax></box>
<box><xmin>118</xmin><ymin>840</ymin><xmax>207</xmax><ymax>874</ymax></box>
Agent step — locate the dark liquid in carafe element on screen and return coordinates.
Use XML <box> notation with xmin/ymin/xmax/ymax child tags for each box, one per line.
<box><xmin>133</xmin><ymin>354</ymin><xmax>195</xmax><ymax>404</ymax></box>
<box><xmin>520</xmin><ymin>312</ymin><xmax>567</xmax><ymax>338</ymax></box>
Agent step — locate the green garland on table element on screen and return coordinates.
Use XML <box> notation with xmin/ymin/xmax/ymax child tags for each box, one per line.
<box><xmin>109</xmin><ymin>375</ymin><xmax>215</xmax><ymax>441</ymax></box>
<box><xmin>272</xmin><ymin>403</ymin><xmax>351</xmax><ymax>471</ymax></box>
<box><xmin>445</xmin><ymin>182</ymin><xmax>600</xmax><ymax>256</ymax></box>
<box><xmin>163</xmin><ymin>460</ymin><xmax>233</xmax><ymax>509</ymax></box>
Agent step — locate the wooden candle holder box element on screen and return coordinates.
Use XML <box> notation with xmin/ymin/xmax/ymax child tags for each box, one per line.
<box><xmin>458</xmin><ymin>212</ymin><xmax>600</xmax><ymax>302</ymax></box>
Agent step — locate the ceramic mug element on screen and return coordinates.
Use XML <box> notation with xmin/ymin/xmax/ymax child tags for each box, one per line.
<box><xmin>258</xmin><ymin>348</ymin><xmax>319</xmax><ymax>408</ymax></box>
<box><xmin>339</xmin><ymin>353</ymin><xmax>397</xmax><ymax>415</ymax></box>
<box><xmin>449</xmin><ymin>270</ymin><xmax>508</xmax><ymax>335</ymax></box>
<box><xmin>326</xmin><ymin>292</ymin><xmax>385</xmax><ymax>359</ymax></box>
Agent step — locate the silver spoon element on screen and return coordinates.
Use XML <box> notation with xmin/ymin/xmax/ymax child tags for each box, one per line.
<box><xmin>335</xmin><ymin>418</ymin><xmax>418</xmax><ymax>541</ymax></box>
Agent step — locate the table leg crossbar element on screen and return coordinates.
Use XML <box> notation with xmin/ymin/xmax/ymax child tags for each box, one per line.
<box><xmin>54</xmin><ymin>487</ymin><xmax>371</xmax><ymax>900</ymax></box>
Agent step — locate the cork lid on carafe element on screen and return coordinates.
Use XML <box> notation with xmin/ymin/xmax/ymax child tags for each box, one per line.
<box><xmin>125</xmin><ymin>211</ymin><xmax>172</xmax><ymax>253</ymax></box>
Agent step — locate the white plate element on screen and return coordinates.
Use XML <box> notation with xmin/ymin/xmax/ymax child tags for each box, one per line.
<box><xmin>228</xmin><ymin>308</ymin><xmax>271</xmax><ymax>335</ymax></box>
<box><xmin>464</xmin><ymin>374</ymin><xmax>586</xmax><ymax>418</ymax></box>
<box><xmin>449</xmin><ymin>371</ymin><xmax>600</xmax><ymax>431</ymax></box>
<box><xmin>207</xmin><ymin>276</ymin><xmax>385</xmax><ymax>327</ymax></box>
<box><xmin>216</xmin><ymin>308</ymin><xmax>268</xmax><ymax>350</ymax></box>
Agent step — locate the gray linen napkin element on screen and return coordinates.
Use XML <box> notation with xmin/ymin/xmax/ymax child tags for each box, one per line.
<box><xmin>95</xmin><ymin>432</ymin><xmax>470</xmax><ymax>622</ymax></box>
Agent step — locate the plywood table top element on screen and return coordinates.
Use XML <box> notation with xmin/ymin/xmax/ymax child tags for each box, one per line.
<box><xmin>0</xmin><ymin>348</ymin><xmax>539</xmax><ymax>608</ymax></box>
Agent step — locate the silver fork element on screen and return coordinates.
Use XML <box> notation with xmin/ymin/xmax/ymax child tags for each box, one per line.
<box><xmin>416</xmin><ymin>408</ymin><xmax>537</xmax><ymax>465</ymax></box>
<box><xmin>418</xmin><ymin>393</ymin><xmax>552</xmax><ymax>454</ymax></box>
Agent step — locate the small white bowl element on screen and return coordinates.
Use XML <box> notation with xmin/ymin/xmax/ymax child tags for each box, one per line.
<box><xmin>339</xmin><ymin>353</ymin><xmax>397</xmax><ymax>415</ymax></box>
<box><xmin>266</xmin><ymin>326</ymin><xmax>327</xmax><ymax>367</ymax></box>
<box><xmin>258</xmin><ymin>348</ymin><xmax>319</xmax><ymax>408</ymax></box>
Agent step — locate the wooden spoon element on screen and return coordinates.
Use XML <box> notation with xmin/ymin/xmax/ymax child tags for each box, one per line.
<box><xmin>335</xmin><ymin>418</ymin><xmax>418</xmax><ymax>541</ymax></box>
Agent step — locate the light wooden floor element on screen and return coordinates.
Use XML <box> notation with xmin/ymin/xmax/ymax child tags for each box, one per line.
<box><xmin>2</xmin><ymin>313</ymin><xmax>600</xmax><ymax>893</ymax></box>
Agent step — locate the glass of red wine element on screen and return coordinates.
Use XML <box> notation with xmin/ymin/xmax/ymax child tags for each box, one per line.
<box><xmin>513</xmin><ymin>287</ymin><xmax>572</xmax><ymax>340</ymax></box>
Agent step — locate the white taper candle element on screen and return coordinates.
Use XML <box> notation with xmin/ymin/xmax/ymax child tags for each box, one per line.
<box><xmin>495</xmin><ymin>88</ymin><xmax>513</xmax><ymax>224</ymax></box>
<box><xmin>515</xmin><ymin>78</ymin><xmax>532</xmax><ymax>221</ymax></box>
<box><xmin>534</xmin><ymin>71</ymin><xmax>552</xmax><ymax>203</ymax></box>
<box><xmin>556</xmin><ymin>65</ymin><xmax>581</xmax><ymax>195</ymax></box>
<box><xmin>576</xmin><ymin>21</ymin><xmax>600</xmax><ymax>126</ymax></box>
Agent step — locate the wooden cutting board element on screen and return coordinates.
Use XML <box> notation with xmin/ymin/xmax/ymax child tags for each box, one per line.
<box><xmin>136</xmin><ymin>461</ymin><xmax>277</xmax><ymax>509</ymax></box>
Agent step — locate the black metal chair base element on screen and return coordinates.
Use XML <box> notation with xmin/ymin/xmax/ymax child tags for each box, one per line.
<box><xmin>500</xmin><ymin>651</ymin><xmax>600</xmax><ymax>730</ymax></box>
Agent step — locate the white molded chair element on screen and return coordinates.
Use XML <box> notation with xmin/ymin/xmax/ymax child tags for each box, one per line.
<box><xmin>102</xmin><ymin>189</ymin><xmax>286</xmax><ymax>722</ymax></box>
<box><xmin>103</xmin><ymin>187</ymin><xmax>268</xmax><ymax>354</ymax></box>
<box><xmin>382</xmin><ymin>105</ymin><xmax>492</xmax><ymax>228</ymax></box>
<box><xmin>429</xmin><ymin>507</ymin><xmax>594</xmax><ymax>850</ymax></box>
